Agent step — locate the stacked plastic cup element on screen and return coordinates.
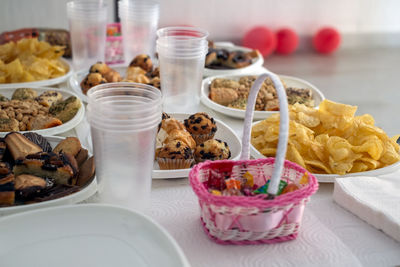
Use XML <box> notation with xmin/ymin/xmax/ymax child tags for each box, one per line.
<box><xmin>67</xmin><ymin>0</ymin><xmax>108</xmax><ymax>72</ymax></box>
<box><xmin>118</xmin><ymin>0</ymin><xmax>159</xmax><ymax>63</ymax></box>
<box><xmin>87</xmin><ymin>82</ymin><xmax>162</xmax><ymax>212</ymax></box>
<box><xmin>156</xmin><ymin>27</ymin><xmax>209</xmax><ymax>113</ymax></box>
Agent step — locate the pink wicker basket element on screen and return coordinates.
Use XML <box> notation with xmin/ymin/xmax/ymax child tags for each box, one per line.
<box><xmin>189</xmin><ymin>72</ymin><xmax>319</xmax><ymax>245</ymax></box>
<box><xmin>105</xmin><ymin>23</ymin><xmax>124</xmax><ymax>65</ymax></box>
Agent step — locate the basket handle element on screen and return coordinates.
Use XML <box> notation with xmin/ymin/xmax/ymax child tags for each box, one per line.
<box><xmin>240</xmin><ymin>72</ymin><xmax>289</xmax><ymax>196</ymax></box>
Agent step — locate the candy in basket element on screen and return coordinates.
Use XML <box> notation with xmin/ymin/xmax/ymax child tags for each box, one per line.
<box><xmin>189</xmin><ymin>72</ymin><xmax>319</xmax><ymax>245</ymax></box>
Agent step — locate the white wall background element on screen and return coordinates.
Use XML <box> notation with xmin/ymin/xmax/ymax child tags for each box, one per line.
<box><xmin>1</xmin><ymin>0</ymin><xmax>400</xmax><ymax>40</ymax></box>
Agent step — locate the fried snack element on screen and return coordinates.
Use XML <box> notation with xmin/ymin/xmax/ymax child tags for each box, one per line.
<box><xmin>251</xmin><ymin>99</ymin><xmax>400</xmax><ymax>175</ymax></box>
<box><xmin>0</xmin><ymin>38</ymin><xmax>67</xmax><ymax>83</ymax></box>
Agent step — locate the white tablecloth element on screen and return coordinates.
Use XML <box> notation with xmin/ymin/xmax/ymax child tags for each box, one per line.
<box><xmin>64</xmin><ymin>91</ymin><xmax>400</xmax><ymax>267</ymax></box>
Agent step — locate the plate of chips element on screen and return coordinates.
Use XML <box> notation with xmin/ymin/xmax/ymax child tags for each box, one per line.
<box><xmin>250</xmin><ymin>99</ymin><xmax>400</xmax><ymax>183</ymax></box>
<box><xmin>0</xmin><ymin>38</ymin><xmax>72</xmax><ymax>88</ymax></box>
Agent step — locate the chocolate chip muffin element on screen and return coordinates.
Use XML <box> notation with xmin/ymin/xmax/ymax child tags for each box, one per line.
<box><xmin>157</xmin><ymin>140</ymin><xmax>194</xmax><ymax>170</ymax></box>
<box><xmin>89</xmin><ymin>62</ymin><xmax>111</xmax><ymax>75</ymax></box>
<box><xmin>195</xmin><ymin>139</ymin><xmax>231</xmax><ymax>162</ymax></box>
<box><xmin>80</xmin><ymin>73</ymin><xmax>107</xmax><ymax>95</ymax></box>
<box><xmin>184</xmin><ymin>112</ymin><xmax>217</xmax><ymax>144</ymax></box>
<box><xmin>129</xmin><ymin>54</ymin><xmax>153</xmax><ymax>72</ymax></box>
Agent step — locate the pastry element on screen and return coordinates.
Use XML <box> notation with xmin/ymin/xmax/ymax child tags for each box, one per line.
<box><xmin>75</xmin><ymin>148</ymin><xmax>88</xmax><ymax>167</ymax></box>
<box><xmin>125</xmin><ymin>66</ymin><xmax>147</xmax><ymax>81</ymax></box>
<box><xmin>129</xmin><ymin>54</ymin><xmax>153</xmax><ymax>72</ymax></box>
<box><xmin>49</xmin><ymin>96</ymin><xmax>81</xmax><ymax>123</ymax></box>
<box><xmin>14</xmin><ymin>174</ymin><xmax>47</xmax><ymax>199</ymax></box>
<box><xmin>209</xmin><ymin>87</ymin><xmax>239</xmax><ymax>106</ymax></box>
<box><xmin>224</xmin><ymin>51</ymin><xmax>252</xmax><ymax>69</ymax></box>
<box><xmin>13</xmin><ymin>152</ymin><xmax>77</xmax><ymax>185</ymax></box>
<box><xmin>80</xmin><ymin>73</ymin><xmax>107</xmax><ymax>95</ymax></box>
<box><xmin>0</xmin><ymin>138</ymin><xmax>6</xmax><ymax>160</ymax></box>
<box><xmin>160</xmin><ymin>118</ymin><xmax>186</xmax><ymax>133</ymax></box>
<box><xmin>23</xmin><ymin>132</ymin><xmax>52</xmax><ymax>152</ymax></box>
<box><xmin>76</xmin><ymin>156</ymin><xmax>95</xmax><ymax>186</ymax></box>
<box><xmin>36</xmin><ymin>90</ymin><xmax>63</xmax><ymax>107</ymax></box>
<box><xmin>0</xmin><ymin>118</ymin><xmax>19</xmax><ymax>132</ymax></box>
<box><xmin>149</xmin><ymin>76</ymin><xmax>160</xmax><ymax>89</ymax></box>
<box><xmin>184</xmin><ymin>112</ymin><xmax>217</xmax><ymax>144</ymax></box>
<box><xmin>0</xmin><ymin>162</ymin><xmax>14</xmax><ymax>206</ymax></box>
<box><xmin>11</xmin><ymin>88</ymin><xmax>38</xmax><ymax>100</ymax></box>
<box><xmin>5</xmin><ymin>132</ymin><xmax>42</xmax><ymax>160</ymax></box>
<box><xmin>89</xmin><ymin>62</ymin><xmax>111</xmax><ymax>75</ymax></box>
<box><xmin>27</xmin><ymin>115</ymin><xmax>62</xmax><ymax>130</ymax></box>
<box><xmin>53</xmin><ymin>137</ymin><xmax>82</xmax><ymax>157</ymax></box>
<box><xmin>103</xmin><ymin>70</ymin><xmax>122</xmax><ymax>83</ymax></box>
<box><xmin>150</xmin><ymin>67</ymin><xmax>160</xmax><ymax>78</ymax></box>
<box><xmin>164</xmin><ymin>129</ymin><xmax>196</xmax><ymax>150</ymax></box>
<box><xmin>194</xmin><ymin>139</ymin><xmax>231</xmax><ymax>162</ymax></box>
<box><xmin>157</xmin><ymin>140</ymin><xmax>194</xmax><ymax>170</ymax></box>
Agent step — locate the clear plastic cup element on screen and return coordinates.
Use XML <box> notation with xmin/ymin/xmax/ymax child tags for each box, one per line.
<box><xmin>118</xmin><ymin>0</ymin><xmax>159</xmax><ymax>63</ymax></box>
<box><xmin>67</xmin><ymin>0</ymin><xmax>108</xmax><ymax>72</ymax></box>
<box><xmin>87</xmin><ymin>83</ymin><xmax>162</xmax><ymax>212</ymax></box>
<box><xmin>156</xmin><ymin>27</ymin><xmax>208</xmax><ymax>113</ymax></box>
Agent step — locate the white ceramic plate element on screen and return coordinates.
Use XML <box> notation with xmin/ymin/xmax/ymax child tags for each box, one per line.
<box><xmin>203</xmin><ymin>42</ymin><xmax>264</xmax><ymax>77</ymax></box>
<box><xmin>201</xmin><ymin>74</ymin><xmax>325</xmax><ymax>120</ymax></box>
<box><xmin>0</xmin><ymin>58</ymin><xmax>72</xmax><ymax>89</ymax></box>
<box><xmin>68</xmin><ymin>66</ymin><xmax>127</xmax><ymax>103</ymax></box>
<box><xmin>0</xmin><ymin>204</ymin><xmax>190</xmax><ymax>267</ymax></box>
<box><xmin>152</xmin><ymin>113</ymin><xmax>241</xmax><ymax>179</ymax></box>
<box><xmin>0</xmin><ymin>87</ymin><xmax>85</xmax><ymax>136</ymax></box>
<box><xmin>249</xmin><ymin>121</ymin><xmax>400</xmax><ymax>183</ymax></box>
<box><xmin>0</xmin><ymin>136</ymin><xmax>97</xmax><ymax>216</ymax></box>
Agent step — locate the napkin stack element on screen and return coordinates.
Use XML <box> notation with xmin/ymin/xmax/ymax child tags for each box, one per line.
<box><xmin>333</xmin><ymin>175</ymin><xmax>400</xmax><ymax>243</ymax></box>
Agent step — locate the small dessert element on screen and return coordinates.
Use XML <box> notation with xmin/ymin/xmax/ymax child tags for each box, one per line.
<box><xmin>36</xmin><ymin>90</ymin><xmax>63</xmax><ymax>107</ymax></box>
<box><xmin>89</xmin><ymin>62</ymin><xmax>111</xmax><ymax>75</ymax></box>
<box><xmin>103</xmin><ymin>69</ymin><xmax>122</xmax><ymax>83</ymax></box>
<box><xmin>157</xmin><ymin>140</ymin><xmax>194</xmax><ymax>170</ymax></box>
<box><xmin>0</xmin><ymin>139</ymin><xmax>6</xmax><ymax>160</ymax></box>
<box><xmin>194</xmin><ymin>139</ymin><xmax>231</xmax><ymax>162</ymax></box>
<box><xmin>23</xmin><ymin>132</ymin><xmax>52</xmax><ymax>152</ymax></box>
<box><xmin>14</xmin><ymin>174</ymin><xmax>47</xmax><ymax>199</ymax></box>
<box><xmin>13</xmin><ymin>152</ymin><xmax>77</xmax><ymax>185</ymax></box>
<box><xmin>125</xmin><ymin>66</ymin><xmax>147</xmax><ymax>81</ymax></box>
<box><xmin>5</xmin><ymin>132</ymin><xmax>42</xmax><ymax>160</ymax></box>
<box><xmin>129</xmin><ymin>54</ymin><xmax>153</xmax><ymax>72</ymax></box>
<box><xmin>224</xmin><ymin>51</ymin><xmax>252</xmax><ymax>69</ymax></box>
<box><xmin>75</xmin><ymin>148</ymin><xmax>89</xmax><ymax>167</ymax></box>
<box><xmin>27</xmin><ymin>115</ymin><xmax>62</xmax><ymax>130</ymax></box>
<box><xmin>49</xmin><ymin>96</ymin><xmax>82</xmax><ymax>123</ymax></box>
<box><xmin>205</xmin><ymin>47</ymin><xmax>259</xmax><ymax>69</ymax></box>
<box><xmin>184</xmin><ymin>112</ymin><xmax>217</xmax><ymax>144</ymax></box>
<box><xmin>0</xmin><ymin>162</ymin><xmax>14</xmax><ymax>206</ymax></box>
<box><xmin>76</xmin><ymin>156</ymin><xmax>95</xmax><ymax>186</ymax></box>
<box><xmin>53</xmin><ymin>137</ymin><xmax>82</xmax><ymax>157</ymax></box>
<box><xmin>0</xmin><ymin>118</ymin><xmax>19</xmax><ymax>132</ymax></box>
<box><xmin>80</xmin><ymin>73</ymin><xmax>107</xmax><ymax>95</ymax></box>
<box><xmin>209</xmin><ymin>87</ymin><xmax>238</xmax><ymax>106</ymax></box>
<box><xmin>164</xmin><ymin>129</ymin><xmax>196</xmax><ymax>150</ymax></box>
<box><xmin>11</xmin><ymin>88</ymin><xmax>38</xmax><ymax>100</ymax></box>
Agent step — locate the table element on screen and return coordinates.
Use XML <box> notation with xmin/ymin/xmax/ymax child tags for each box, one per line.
<box><xmin>62</xmin><ymin>47</ymin><xmax>400</xmax><ymax>266</ymax></box>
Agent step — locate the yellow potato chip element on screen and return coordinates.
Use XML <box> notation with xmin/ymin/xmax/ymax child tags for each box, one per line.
<box><xmin>352</xmin><ymin>135</ymin><xmax>383</xmax><ymax>160</ymax></box>
<box><xmin>305</xmin><ymin>159</ymin><xmax>332</xmax><ymax>174</ymax></box>
<box><xmin>297</xmin><ymin>111</ymin><xmax>320</xmax><ymax>128</ymax></box>
<box><xmin>319</xmin><ymin>99</ymin><xmax>357</xmax><ymax>117</ymax></box>
<box><xmin>379</xmin><ymin>140</ymin><xmax>400</xmax><ymax>165</ymax></box>
<box><xmin>286</xmin><ymin>142</ymin><xmax>306</xmax><ymax>168</ymax></box>
<box><xmin>350</xmin><ymin>161</ymin><xmax>369</xmax><ymax>173</ymax></box>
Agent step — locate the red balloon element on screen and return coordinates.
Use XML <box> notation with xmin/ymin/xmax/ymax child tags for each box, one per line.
<box><xmin>276</xmin><ymin>28</ymin><xmax>299</xmax><ymax>55</ymax></box>
<box><xmin>242</xmin><ymin>26</ymin><xmax>277</xmax><ymax>57</ymax></box>
<box><xmin>313</xmin><ymin>27</ymin><xmax>341</xmax><ymax>54</ymax></box>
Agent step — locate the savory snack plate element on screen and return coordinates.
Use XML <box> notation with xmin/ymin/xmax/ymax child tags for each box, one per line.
<box><xmin>0</xmin><ymin>204</ymin><xmax>190</xmax><ymax>267</ymax></box>
<box><xmin>249</xmin><ymin>121</ymin><xmax>400</xmax><ymax>183</ymax></box>
<box><xmin>0</xmin><ymin>87</ymin><xmax>85</xmax><ymax>136</ymax></box>
<box><xmin>152</xmin><ymin>113</ymin><xmax>241</xmax><ymax>179</ymax></box>
<box><xmin>201</xmin><ymin>74</ymin><xmax>325</xmax><ymax>120</ymax></box>
<box><xmin>0</xmin><ymin>136</ymin><xmax>97</xmax><ymax>216</ymax></box>
<box><xmin>203</xmin><ymin>42</ymin><xmax>264</xmax><ymax>77</ymax></box>
<box><xmin>0</xmin><ymin>59</ymin><xmax>72</xmax><ymax>89</ymax></box>
<box><xmin>68</xmin><ymin>66</ymin><xmax>128</xmax><ymax>104</ymax></box>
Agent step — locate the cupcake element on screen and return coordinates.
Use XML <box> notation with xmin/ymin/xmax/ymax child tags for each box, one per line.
<box><xmin>184</xmin><ymin>112</ymin><xmax>217</xmax><ymax>144</ymax></box>
<box><xmin>195</xmin><ymin>139</ymin><xmax>231</xmax><ymax>162</ymax></box>
<box><xmin>156</xmin><ymin>117</ymin><xmax>186</xmax><ymax>148</ymax></box>
<box><xmin>157</xmin><ymin>140</ymin><xmax>194</xmax><ymax>170</ymax></box>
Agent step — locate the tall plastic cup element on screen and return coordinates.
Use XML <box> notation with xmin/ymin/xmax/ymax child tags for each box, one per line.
<box><xmin>156</xmin><ymin>27</ymin><xmax>209</xmax><ymax>113</ymax></box>
<box><xmin>67</xmin><ymin>0</ymin><xmax>108</xmax><ymax>72</ymax></box>
<box><xmin>87</xmin><ymin>83</ymin><xmax>162</xmax><ymax>212</ymax></box>
<box><xmin>118</xmin><ymin>0</ymin><xmax>159</xmax><ymax>63</ymax></box>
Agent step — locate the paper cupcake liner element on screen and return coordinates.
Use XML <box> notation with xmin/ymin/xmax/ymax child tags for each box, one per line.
<box><xmin>192</xmin><ymin>133</ymin><xmax>215</xmax><ymax>145</ymax></box>
<box><xmin>157</xmin><ymin>158</ymin><xmax>194</xmax><ymax>170</ymax></box>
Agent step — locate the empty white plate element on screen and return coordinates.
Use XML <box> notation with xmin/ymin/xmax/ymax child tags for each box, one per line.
<box><xmin>0</xmin><ymin>204</ymin><xmax>190</xmax><ymax>267</ymax></box>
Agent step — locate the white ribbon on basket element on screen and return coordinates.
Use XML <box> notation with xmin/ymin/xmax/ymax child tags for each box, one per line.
<box><xmin>240</xmin><ymin>72</ymin><xmax>289</xmax><ymax>196</ymax></box>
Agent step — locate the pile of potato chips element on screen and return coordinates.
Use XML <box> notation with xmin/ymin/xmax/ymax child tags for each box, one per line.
<box><xmin>251</xmin><ymin>99</ymin><xmax>400</xmax><ymax>175</ymax></box>
<box><xmin>0</xmin><ymin>38</ymin><xmax>68</xmax><ymax>83</ymax></box>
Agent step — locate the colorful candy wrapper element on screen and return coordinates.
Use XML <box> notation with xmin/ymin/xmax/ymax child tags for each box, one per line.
<box><xmin>254</xmin><ymin>180</ymin><xmax>288</xmax><ymax>195</ymax></box>
<box><xmin>299</xmin><ymin>172</ymin><xmax>309</xmax><ymax>185</ymax></box>
<box><xmin>243</xmin><ymin>171</ymin><xmax>254</xmax><ymax>187</ymax></box>
<box><xmin>225</xmin><ymin>178</ymin><xmax>241</xmax><ymax>190</ymax></box>
<box><xmin>222</xmin><ymin>188</ymin><xmax>243</xmax><ymax>196</ymax></box>
<box><xmin>210</xmin><ymin>189</ymin><xmax>222</xmax><ymax>196</ymax></box>
<box><xmin>281</xmin><ymin>183</ymin><xmax>299</xmax><ymax>194</ymax></box>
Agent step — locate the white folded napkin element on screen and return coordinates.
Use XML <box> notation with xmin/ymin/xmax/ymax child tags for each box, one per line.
<box><xmin>333</xmin><ymin>175</ymin><xmax>400</xmax><ymax>243</ymax></box>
